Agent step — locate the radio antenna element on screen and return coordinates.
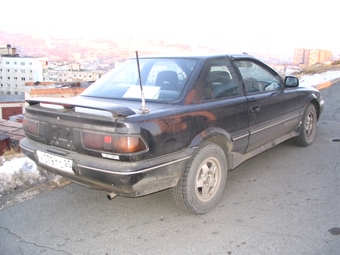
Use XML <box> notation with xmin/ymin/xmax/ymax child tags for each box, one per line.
<box><xmin>136</xmin><ymin>51</ymin><xmax>149</xmax><ymax>114</ymax></box>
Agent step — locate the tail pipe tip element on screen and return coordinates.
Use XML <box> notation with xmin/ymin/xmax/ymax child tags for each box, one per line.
<box><xmin>107</xmin><ymin>192</ymin><xmax>117</xmax><ymax>200</ymax></box>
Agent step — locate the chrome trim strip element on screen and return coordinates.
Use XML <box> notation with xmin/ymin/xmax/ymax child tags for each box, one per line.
<box><xmin>77</xmin><ymin>156</ymin><xmax>190</xmax><ymax>176</ymax></box>
<box><xmin>250</xmin><ymin>114</ymin><xmax>300</xmax><ymax>135</ymax></box>
<box><xmin>20</xmin><ymin>143</ymin><xmax>35</xmax><ymax>154</ymax></box>
<box><xmin>232</xmin><ymin>133</ymin><xmax>249</xmax><ymax>141</ymax></box>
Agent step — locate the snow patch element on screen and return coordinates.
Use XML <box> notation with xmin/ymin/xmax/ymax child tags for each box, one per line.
<box><xmin>299</xmin><ymin>71</ymin><xmax>340</xmax><ymax>87</ymax></box>
<box><xmin>0</xmin><ymin>157</ymin><xmax>45</xmax><ymax>194</ymax></box>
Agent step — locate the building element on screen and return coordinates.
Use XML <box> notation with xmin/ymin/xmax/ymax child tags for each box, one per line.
<box><xmin>293</xmin><ymin>48</ymin><xmax>309</xmax><ymax>66</ymax></box>
<box><xmin>0</xmin><ymin>134</ymin><xmax>10</xmax><ymax>155</ymax></box>
<box><xmin>293</xmin><ymin>48</ymin><xmax>332</xmax><ymax>67</ymax></box>
<box><xmin>24</xmin><ymin>81</ymin><xmax>89</xmax><ymax>102</ymax></box>
<box><xmin>0</xmin><ymin>95</ymin><xmax>25</xmax><ymax>120</ymax></box>
<box><xmin>0</xmin><ymin>46</ymin><xmax>49</xmax><ymax>96</ymax></box>
<box><xmin>47</xmin><ymin>62</ymin><xmax>103</xmax><ymax>83</ymax></box>
<box><xmin>48</xmin><ymin>68</ymin><xmax>101</xmax><ymax>83</ymax></box>
<box><xmin>0</xmin><ymin>119</ymin><xmax>26</xmax><ymax>153</ymax></box>
<box><xmin>319</xmin><ymin>50</ymin><xmax>333</xmax><ymax>63</ymax></box>
<box><xmin>0</xmin><ymin>44</ymin><xmax>16</xmax><ymax>55</ymax></box>
<box><xmin>309</xmin><ymin>49</ymin><xmax>321</xmax><ymax>66</ymax></box>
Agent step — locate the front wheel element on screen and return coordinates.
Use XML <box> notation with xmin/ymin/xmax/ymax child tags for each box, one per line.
<box><xmin>294</xmin><ymin>104</ymin><xmax>317</xmax><ymax>146</ymax></box>
<box><xmin>171</xmin><ymin>143</ymin><xmax>227</xmax><ymax>214</ymax></box>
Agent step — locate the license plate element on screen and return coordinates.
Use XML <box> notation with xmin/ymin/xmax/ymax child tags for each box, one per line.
<box><xmin>36</xmin><ymin>150</ymin><xmax>74</xmax><ymax>174</ymax></box>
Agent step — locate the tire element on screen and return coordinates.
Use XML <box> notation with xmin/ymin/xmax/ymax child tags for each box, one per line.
<box><xmin>171</xmin><ymin>143</ymin><xmax>227</xmax><ymax>214</ymax></box>
<box><xmin>294</xmin><ymin>104</ymin><xmax>317</xmax><ymax>146</ymax></box>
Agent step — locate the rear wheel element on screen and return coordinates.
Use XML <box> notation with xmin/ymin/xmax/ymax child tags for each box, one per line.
<box><xmin>294</xmin><ymin>104</ymin><xmax>317</xmax><ymax>146</ymax></box>
<box><xmin>171</xmin><ymin>143</ymin><xmax>227</xmax><ymax>214</ymax></box>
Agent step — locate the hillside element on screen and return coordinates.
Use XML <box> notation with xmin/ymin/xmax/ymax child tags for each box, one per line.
<box><xmin>293</xmin><ymin>63</ymin><xmax>340</xmax><ymax>77</ymax></box>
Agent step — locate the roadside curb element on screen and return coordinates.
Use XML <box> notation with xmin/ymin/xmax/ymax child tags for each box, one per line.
<box><xmin>316</xmin><ymin>77</ymin><xmax>340</xmax><ymax>90</ymax></box>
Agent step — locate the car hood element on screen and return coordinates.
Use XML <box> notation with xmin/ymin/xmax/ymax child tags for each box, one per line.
<box><xmin>26</xmin><ymin>96</ymin><xmax>172</xmax><ymax>117</ymax></box>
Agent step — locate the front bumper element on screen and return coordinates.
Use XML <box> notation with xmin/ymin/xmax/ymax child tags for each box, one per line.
<box><xmin>318</xmin><ymin>99</ymin><xmax>325</xmax><ymax>120</ymax></box>
<box><xmin>20</xmin><ymin>138</ymin><xmax>193</xmax><ymax>197</ymax></box>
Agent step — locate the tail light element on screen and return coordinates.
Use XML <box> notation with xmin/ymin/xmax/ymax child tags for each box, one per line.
<box><xmin>82</xmin><ymin>131</ymin><xmax>147</xmax><ymax>154</ymax></box>
<box><xmin>23</xmin><ymin>118</ymin><xmax>39</xmax><ymax>135</ymax></box>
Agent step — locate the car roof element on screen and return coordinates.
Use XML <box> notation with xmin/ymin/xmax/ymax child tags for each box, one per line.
<box><xmin>133</xmin><ymin>53</ymin><xmax>258</xmax><ymax>61</ymax></box>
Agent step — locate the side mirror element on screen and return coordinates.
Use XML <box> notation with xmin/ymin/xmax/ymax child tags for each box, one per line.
<box><xmin>285</xmin><ymin>76</ymin><xmax>299</xmax><ymax>87</ymax></box>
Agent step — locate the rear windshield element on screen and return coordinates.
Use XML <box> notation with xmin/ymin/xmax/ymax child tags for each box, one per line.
<box><xmin>81</xmin><ymin>58</ymin><xmax>198</xmax><ymax>101</ymax></box>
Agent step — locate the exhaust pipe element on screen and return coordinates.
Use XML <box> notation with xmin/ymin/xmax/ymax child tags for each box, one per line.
<box><xmin>107</xmin><ymin>192</ymin><xmax>117</xmax><ymax>200</ymax></box>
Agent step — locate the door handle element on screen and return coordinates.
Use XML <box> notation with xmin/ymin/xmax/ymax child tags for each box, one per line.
<box><xmin>251</xmin><ymin>105</ymin><xmax>260</xmax><ymax>112</ymax></box>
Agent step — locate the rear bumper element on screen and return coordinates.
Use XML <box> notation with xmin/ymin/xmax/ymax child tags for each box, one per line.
<box><xmin>20</xmin><ymin>138</ymin><xmax>193</xmax><ymax>197</ymax></box>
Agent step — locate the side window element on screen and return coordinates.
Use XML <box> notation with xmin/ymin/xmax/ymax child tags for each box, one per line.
<box><xmin>196</xmin><ymin>58</ymin><xmax>242</xmax><ymax>102</ymax></box>
<box><xmin>235</xmin><ymin>60</ymin><xmax>282</xmax><ymax>94</ymax></box>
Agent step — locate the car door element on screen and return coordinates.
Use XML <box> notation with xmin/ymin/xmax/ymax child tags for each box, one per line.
<box><xmin>193</xmin><ymin>57</ymin><xmax>249</xmax><ymax>153</ymax></box>
<box><xmin>232</xmin><ymin>58</ymin><xmax>302</xmax><ymax>153</ymax></box>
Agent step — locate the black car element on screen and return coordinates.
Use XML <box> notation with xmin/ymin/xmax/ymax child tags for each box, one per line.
<box><xmin>20</xmin><ymin>53</ymin><xmax>324</xmax><ymax>214</ymax></box>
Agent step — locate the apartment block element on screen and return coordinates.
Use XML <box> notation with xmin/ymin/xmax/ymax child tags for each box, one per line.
<box><xmin>0</xmin><ymin>52</ymin><xmax>49</xmax><ymax>96</ymax></box>
<box><xmin>293</xmin><ymin>48</ymin><xmax>332</xmax><ymax>67</ymax></box>
<box><xmin>48</xmin><ymin>69</ymin><xmax>101</xmax><ymax>83</ymax></box>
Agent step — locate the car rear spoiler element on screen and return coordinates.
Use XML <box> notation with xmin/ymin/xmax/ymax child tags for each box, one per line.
<box><xmin>26</xmin><ymin>96</ymin><xmax>136</xmax><ymax>117</ymax></box>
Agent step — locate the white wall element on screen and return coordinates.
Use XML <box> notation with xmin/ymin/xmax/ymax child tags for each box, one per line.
<box><xmin>0</xmin><ymin>56</ymin><xmax>48</xmax><ymax>95</ymax></box>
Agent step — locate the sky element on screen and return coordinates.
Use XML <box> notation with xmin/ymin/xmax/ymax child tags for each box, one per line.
<box><xmin>0</xmin><ymin>0</ymin><xmax>339</xmax><ymax>57</ymax></box>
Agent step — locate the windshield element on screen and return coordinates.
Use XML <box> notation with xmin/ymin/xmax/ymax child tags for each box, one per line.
<box><xmin>81</xmin><ymin>58</ymin><xmax>198</xmax><ymax>101</ymax></box>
